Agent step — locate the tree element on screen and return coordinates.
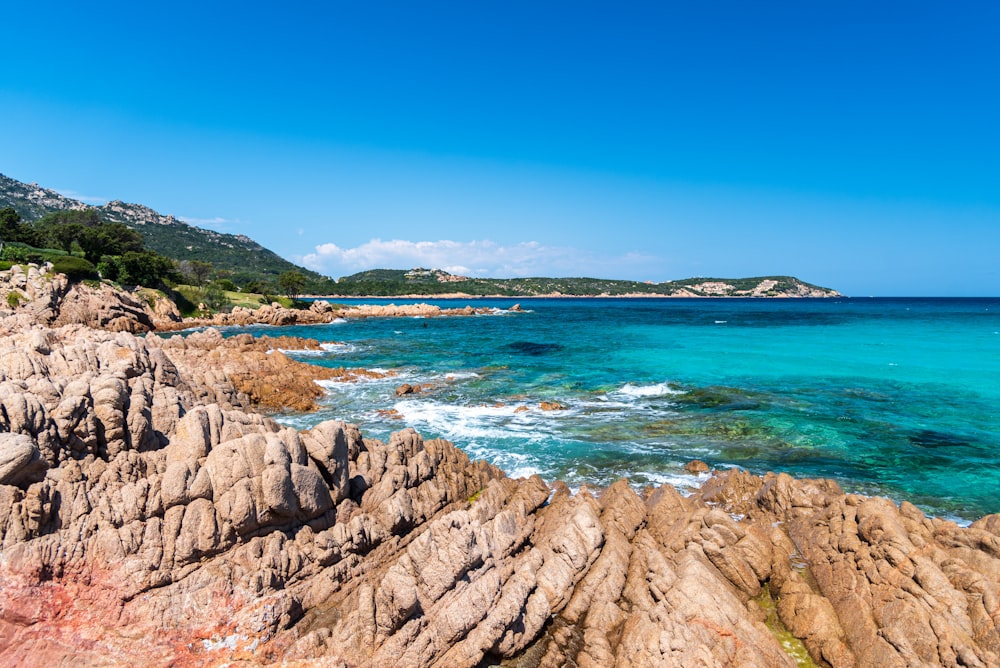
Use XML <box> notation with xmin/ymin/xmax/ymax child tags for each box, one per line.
<box><xmin>202</xmin><ymin>283</ymin><xmax>229</xmax><ymax>312</ymax></box>
<box><xmin>240</xmin><ymin>279</ymin><xmax>268</xmax><ymax>295</ymax></box>
<box><xmin>118</xmin><ymin>251</ymin><xmax>178</xmax><ymax>288</ymax></box>
<box><xmin>211</xmin><ymin>278</ymin><xmax>238</xmax><ymax>292</ymax></box>
<box><xmin>0</xmin><ymin>207</ymin><xmax>42</xmax><ymax>246</ymax></box>
<box><xmin>279</xmin><ymin>270</ymin><xmax>306</xmax><ymax>298</ymax></box>
<box><xmin>82</xmin><ymin>222</ymin><xmax>143</xmax><ymax>262</ymax></box>
<box><xmin>33</xmin><ymin>212</ymin><xmax>143</xmax><ymax>263</ymax></box>
<box><xmin>180</xmin><ymin>260</ymin><xmax>213</xmax><ymax>286</ymax></box>
<box><xmin>33</xmin><ymin>210</ymin><xmax>102</xmax><ymax>251</ymax></box>
<box><xmin>0</xmin><ymin>207</ymin><xmax>21</xmax><ymax>240</ymax></box>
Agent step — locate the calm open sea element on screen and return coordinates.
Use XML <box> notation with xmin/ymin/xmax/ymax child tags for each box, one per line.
<box><xmin>244</xmin><ymin>298</ymin><xmax>999</xmax><ymax>523</ymax></box>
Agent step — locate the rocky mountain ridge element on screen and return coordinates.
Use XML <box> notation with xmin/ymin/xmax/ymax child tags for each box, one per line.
<box><xmin>0</xmin><ymin>172</ymin><xmax>332</xmax><ymax>289</ymax></box>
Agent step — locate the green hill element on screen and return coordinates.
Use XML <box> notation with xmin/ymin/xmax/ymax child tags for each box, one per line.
<box><xmin>331</xmin><ymin>268</ymin><xmax>841</xmax><ymax>298</ymax></box>
<box><xmin>0</xmin><ymin>173</ymin><xmax>334</xmax><ymax>293</ymax></box>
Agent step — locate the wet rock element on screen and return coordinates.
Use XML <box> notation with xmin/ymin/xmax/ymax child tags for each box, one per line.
<box><xmin>684</xmin><ymin>459</ymin><xmax>710</xmax><ymax>473</ymax></box>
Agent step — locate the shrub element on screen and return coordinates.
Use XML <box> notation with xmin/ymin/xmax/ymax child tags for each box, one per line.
<box><xmin>1</xmin><ymin>241</ymin><xmax>66</xmax><ymax>264</ymax></box>
<box><xmin>211</xmin><ymin>278</ymin><xmax>238</xmax><ymax>293</ymax></box>
<box><xmin>170</xmin><ymin>286</ymin><xmax>202</xmax><ymax>317</ymax></box>
<box><xmin>202</xmin><ymin>283</ymin><xmax>229</xmax><ymax>312</ymax></box>
<box><xmin>7</xmin><ymin>291</ymin><xmax>22</xmax><ymax>308</ymax></box>
<box><xmin>96</xmin><ymin>256</ymin><xmax>121</xmax><ymax>281</ymax></box>
<box><xmin>50</xmin><ymin>255</ymin><xmax>99</xmax><ymax>282</ymax></box>
<box><xmin>241</xmin><ymin>279</ymin><xmax>268</xmax><ymax>295</ymax></box>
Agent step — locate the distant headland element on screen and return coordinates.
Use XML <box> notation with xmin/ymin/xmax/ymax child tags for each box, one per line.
<box><xmin>322</xmin><ymin>268</ymin><xmax>841</xmax><ymax>298</ymax></box>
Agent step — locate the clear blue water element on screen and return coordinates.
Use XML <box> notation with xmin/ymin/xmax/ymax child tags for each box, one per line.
<box><xmin>242</xmin><ymin>298</ymin><xmax>1000</xmax><ymax>522</ymax></box>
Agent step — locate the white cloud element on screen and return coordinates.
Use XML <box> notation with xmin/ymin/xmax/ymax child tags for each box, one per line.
<box><xmin>300</xmin><ymin>238</ymin><xmax>660</xmax><ymax>279</ymax></box>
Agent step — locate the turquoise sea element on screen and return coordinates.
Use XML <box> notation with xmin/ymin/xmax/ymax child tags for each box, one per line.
<box><xmin>246</xmin><ymin>298</ymin><xmax>999</xmax><ymax>523</ymax></box>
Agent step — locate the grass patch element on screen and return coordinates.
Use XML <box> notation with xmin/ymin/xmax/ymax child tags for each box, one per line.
<box><xmin>172</xmin><ymin>284</ymin><xmax>294</xmax><ymax>316</ymax></box>
<box><xmin>224</xmin><ymin>289</ymin><xmax>294</xmax><ymax>309</ymax></box>
<box><xmin>753</xmin><ymin>583</ymin><xmax>817</xmax><ymax>667</ymax></box>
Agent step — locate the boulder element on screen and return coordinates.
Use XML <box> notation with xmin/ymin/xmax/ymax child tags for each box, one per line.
<box><xmin>684</xmin><ymin>459</ymin><xmax>710</xmax><ymax>473</ymax></box>
<box><xmin>0</xmin><ymin>433</ymin><xmax>46</xmax><ymax>487</ymax></box>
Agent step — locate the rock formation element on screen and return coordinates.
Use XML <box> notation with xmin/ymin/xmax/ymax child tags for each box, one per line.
<box><xmin>152</xmin><ymin>329</ymin><xmax>395</xmax><ymax>412</ymax></box>
<box><xmin>154</xmin><ymin>300</ymin><xmax>501</xmax><ymax>331</ymax></box>
<box><xmin>0</xmin><ymin>263</ymin><xmax>155</xmax><ymax>333</ymax></box>
<box><xmin>0</xmin><ymin>271</ymin><xmax>997</xmax><ymax>667</ymax></box>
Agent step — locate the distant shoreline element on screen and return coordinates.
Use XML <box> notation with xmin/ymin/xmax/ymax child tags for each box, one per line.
<box><xmin>297</xmin><ymin>293</ymin><xmax>842</xmax><ymax>300</ymax></box>
<box><xmin>299</xmin><ymin>294</ymin><xmax>999</xmax><ymax>300</ymax></box>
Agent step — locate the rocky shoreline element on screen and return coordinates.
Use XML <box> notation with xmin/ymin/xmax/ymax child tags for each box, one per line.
<box><xmin>0</xmin><ymin>268</ymin><xmax>997</xmax><ymax>667</ymax></box>
<box><xmin>154</xmin><ymin>300</ymin><xmax>509</xmax><ymax>332</ymax></box>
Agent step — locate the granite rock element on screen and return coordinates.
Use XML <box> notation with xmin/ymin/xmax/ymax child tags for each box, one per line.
<box><xmin>0</xmin><ymin>282</ymin><xmax>998</xmax><ymax>667</ymax></box>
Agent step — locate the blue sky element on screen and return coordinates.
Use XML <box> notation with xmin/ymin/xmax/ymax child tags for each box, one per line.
<box><xmin>2</xmin><ymin>1</ymin><xmax>998</xmax><ymax>295</ymax></box>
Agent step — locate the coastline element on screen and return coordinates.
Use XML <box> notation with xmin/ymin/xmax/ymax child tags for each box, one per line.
<box><xmin>0</xmin><ymin>269</ymin><xmax>998</xmax><ymax>666</ymax></box>
<box><xmin>302</xmin><ymin>292</ymin><xmax>841</xmax><ymax>300</ymax></box>
<box><xmin>152</xmin><ymin>299</ymin><xmax>508</xmax><ymax>332</ymax></box>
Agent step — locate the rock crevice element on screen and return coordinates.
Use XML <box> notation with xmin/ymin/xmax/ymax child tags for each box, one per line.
<box><xmin>0</xmin><ymin>274</ymin><xmax>998</xmax><ymax>667</ymax></box>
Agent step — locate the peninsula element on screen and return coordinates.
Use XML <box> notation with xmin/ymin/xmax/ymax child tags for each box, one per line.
<box><xmin>324</xmin><ymin>268</ymin><xmax>841</xmax><ymax>298</ymax></box>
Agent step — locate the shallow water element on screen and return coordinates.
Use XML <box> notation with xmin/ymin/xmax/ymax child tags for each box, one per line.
<box><xmin>250</xmin><ymin>297</ymin><xmax>999</xmax><ymax>522</ymax></box>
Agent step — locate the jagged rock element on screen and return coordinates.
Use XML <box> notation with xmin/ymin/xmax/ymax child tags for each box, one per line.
<box><xmin>137</xmin><ymin>288</ymin><xmax>182</xmax><ymax>323</ymax></box>
<box><xmin>0</xmin><ymin>305</ymin><xmax>998</xmax><ymax>667</ymax></box>
<box><xmin>309</xmin><ymin>299</ymin><xmax>334</xmax><ymax>314</ymax></box>
<box><xmin>53</xmin><ymin>282</ymin><xmax>154</xmax><ymax>332</ymax></box>
<box><xmin>0</xmin><ymin>265</ymin><xmax>158</xmax><ymax>332</ymax></box>
<box><xmin>151</xmin><ymin>329</ymin><xmax>394</xmax><ymax>412</ymax></box>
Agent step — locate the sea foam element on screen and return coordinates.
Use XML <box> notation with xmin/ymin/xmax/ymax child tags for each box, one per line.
<box><xmin>613</xmin><ymin>382</ymin><xmax>684</xmax><ymax>399</ymax></box>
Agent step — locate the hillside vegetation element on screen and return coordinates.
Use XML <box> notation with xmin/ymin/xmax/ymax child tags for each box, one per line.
<box><xmin>330</xmin><ymin>268</ymin><xmax>840</xmax><ymax>298</ymax></box>
<box><xmin>2</xmin><ymin>173</ymin><xmax>840</xmax><ymax>300</ymax></box>
<box><xmin>0</xmin><ymin>173</ymin><xmax>335</xmax><ymax>294</ymax></box>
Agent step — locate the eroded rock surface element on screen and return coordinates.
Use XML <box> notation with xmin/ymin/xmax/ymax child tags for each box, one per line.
<box><xmin>0</xmin><ymin>288</ymin><xmax>998</xmax><ymax>667</ymax></box>
<box><xmin>151</xmin><ymin>329</ymin><xmax>394</xmax><ymax>412</ymax></box>
<box><xmin>1</xmin><ymin>264</ymin><xmax>155</xmax><ymax>333</ymax></box>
